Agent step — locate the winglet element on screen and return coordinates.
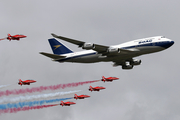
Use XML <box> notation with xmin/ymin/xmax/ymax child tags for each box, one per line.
<box><xmin>51</xmin><ymin>33</ymin><xmax>58</xmax><ymax>38</ymax></box>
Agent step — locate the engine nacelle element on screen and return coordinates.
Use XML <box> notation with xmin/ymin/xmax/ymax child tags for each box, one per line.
<box><xmin>122</xmin><ymin>62</ymin><xmax>133</xmax><ymax>69</ymax></box>
<box><xmin>82</xmin><ymin>43</ymin><xmax>95</xmax><ymax>50</ymax></box>
<box><xmin>131</xmin><ymin>59</ymin><xmax>141</xmax><ymax>65</ymax></box>
<box><xmin>122</xmin><ymin>65</ymin><xmax>133</xmax><ymax>69</ymax></box>
<box><xmin>112</xmin><ymin>63</ymin><xmax>120</xmax><ymax>67</ymax></box>
<box><xmin>107</xmin><ymin>48</ymin><xmax>120</xmax><ymax>53</ymax></box>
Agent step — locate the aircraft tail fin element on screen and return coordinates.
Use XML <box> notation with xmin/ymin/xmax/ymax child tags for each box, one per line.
<box><xmin>7</xmin><ymin>33</ymin><xmax>11</xmax><ymax>37</ymax></box>
<box><xmin>48</xmin><ymin>38</ymin><xmax>73</xmax><ymax>55</ymax></box>
<box><xmin>19</xmin><ymin>79</ymin><xmax>22</xmax><ymax>82</ymax></box>
<box><xmin>102</xmin><ymin>76</ymin><xmax>105</xmax><ymax>82</ymax></box>
<box><xmin>74</xmin><ymin>94</ymin><xmax>78</xmax><ymax>99</ymax></box>
<box><xmin>7</xmin><ymin>33</ymin><xmax>11</xmax><ymax>40</ymax></box>
<box><xmin>60</xmin><ymin>101</ymin><xmax>64</xmax><ymax>106</ymax></box>
<box><xmin>18</xmin><ymin>79</ymin><xmax>22</xmax><ymax>86</ymax></box>
<box><xmin>89</xmin><ymin>86</ymin><xmax>93</xmax><ymax>92</ymax></box>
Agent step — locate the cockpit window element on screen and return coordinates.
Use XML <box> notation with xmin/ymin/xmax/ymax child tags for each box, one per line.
<box><xmin>161</xmin><ymin>36</ymin><xmax>165</xmax><ymax>38</ymax></box>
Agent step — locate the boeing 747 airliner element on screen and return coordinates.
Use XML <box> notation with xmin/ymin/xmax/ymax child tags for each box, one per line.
<box><xmin>40</xmin><ymin>34</ymin><xmax>174</xmax><ymax>69</ymax></box>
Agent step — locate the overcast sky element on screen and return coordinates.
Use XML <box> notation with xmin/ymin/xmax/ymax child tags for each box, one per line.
<box><xmin>0</xmin><ymin>0</ymin><xmax>179</xmax><ymax>120</ymax></box>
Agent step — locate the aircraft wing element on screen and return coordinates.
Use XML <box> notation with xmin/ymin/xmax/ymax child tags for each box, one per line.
<box><xmin>51</xmin><ymin>33</ymin><xmax>85</xmax><ymax>46</ymax></box>
<box><xmin>51</xmin><ymin>33</ymin><xmax>108</xmax><ymax>53</ymax></box>
<box><xmin>40</xmin><ymin>52</ymin><xmax>66</xmax><ymax>60</ymax></box>
<box><xmin>51</xmin><ymin>33</ymin><xmax>138</xmax><ymax>54</ymax></box>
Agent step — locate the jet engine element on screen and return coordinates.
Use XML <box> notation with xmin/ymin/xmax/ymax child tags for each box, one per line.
<box><xmin>107</xmin><ymin>48</ymin><xmax>120</xmax><ymax>53</ymax></box>
<box><xmin>82</xmin><ymin>43</ymin><xmax>95</xmax><ymax>50</ymax></box>
<box><xmin>130</xmin><ymin>59</ymin><xmax>141</xmax><ymax>65</ymax></box>
<box><xmin>122</xmin><ymin>62</ymin><xmax>133</xmax><ymax>69</ymax></box>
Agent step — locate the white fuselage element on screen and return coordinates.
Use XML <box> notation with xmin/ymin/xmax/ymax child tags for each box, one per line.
<box><xmin>56</xmin><ymin>36</ymin><xmax>174</xmax><ymax>63</ymax></box>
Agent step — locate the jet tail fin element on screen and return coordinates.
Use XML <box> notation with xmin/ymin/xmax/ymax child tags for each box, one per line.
<box><xmin>74</xmin><ymin>94</ymin><xmax>78</xmax><ymax>99</ymax></box>
<box><xmin>7</xmin><ymin>33</ymin><xmax>11</xmax><ymax>37</ymax></box>
<box><xmin>102</xmin><ymin>76</ymin><xmax>105</xmax><ymax>82</ymax></box>
<box><xmin>7</xmin><ymin>33</ymin><xmax>11</xmax><ymax>40</ymax></box>
<box><xmin>60</xmin><ymin>101</ymin><xmax>64</xmax><ymax>106</ymax></box>
<box><xmin>18</xmin><ymin>79</ymin><xmax>22</xmax><ymax>86</ymax></box>
<box><xmin>89</xmin><ymin>86</ymin><xmax>93</xmax><ymax>92</ymax></box>
<box><xmin>48</xmin><ymin>38</ymin><xmax>73</xmax><ymax>55</ymax></box>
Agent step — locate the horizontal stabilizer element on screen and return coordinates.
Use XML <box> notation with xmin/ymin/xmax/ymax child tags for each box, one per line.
<box><xmin>40</xmin><ymin>52</ymin><xmax>66</xmax><ymax>60</ymax></box>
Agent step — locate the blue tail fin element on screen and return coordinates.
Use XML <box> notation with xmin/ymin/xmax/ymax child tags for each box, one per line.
<box><xmin>48</xmin><ymin>38</ymin><xmax>73</xmax><ymax>55</ymax></box>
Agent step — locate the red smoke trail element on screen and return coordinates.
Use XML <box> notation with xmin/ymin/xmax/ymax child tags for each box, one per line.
<box><xmin>0</xmin><ymin>104</ymin><xmax>59</xmax><ymax>115</ymax></box>
<box><xmin>0</xmin><ymin>80</ymin><xmax>100</xmax><ymax>97</ymax></box>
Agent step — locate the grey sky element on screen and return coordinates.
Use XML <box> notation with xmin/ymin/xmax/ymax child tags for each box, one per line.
<box><xmin>0</xmin><ymin>0</ymin><xmax>179</xmax><ymax>120</ymax></box>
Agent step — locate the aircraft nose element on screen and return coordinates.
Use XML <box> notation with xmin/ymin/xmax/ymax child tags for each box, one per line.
<box><xmin>168</xmin><ymin>40</ymin><xmax>174</xmax><ymax>48</ymax></box>
<box><xmin>163</xmin><ymin>40</ymin><xmax>174</xmax><ymax>49</ymax></box>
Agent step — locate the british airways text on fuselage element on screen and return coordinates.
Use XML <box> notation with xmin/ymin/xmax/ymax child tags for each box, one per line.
<box><xmin>138</xmin><ymin>39</ymin><xmax>152</xmax><ymax>44</ymax></box>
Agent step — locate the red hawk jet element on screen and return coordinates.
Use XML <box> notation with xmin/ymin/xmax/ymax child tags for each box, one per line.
<box><xmin>0</xmin><ymin>33</ymin><xmax>26</xmax><ymax>41</ymax></box>
<box><xmin>60</xmin><ymin>101</ymin><xmax>76</xmax><ymax>106</ymax></box>
<box><xmin>89</xmin><ymin>86</ymin><xmax>106</xmax><ymax>92</ymax></box>
<box><xmin>74</xmin><ymin>94</ymin><xmax>90</xmax><ymax>100</ymax></box>
<box><xmin>101</xmin><ymin>76</ymin><xmax>119</xmax><ymax>82</ymax></box>
<box><xmin>18</xmin><ymin>79</ymin><xmax>36</xmax><ymax>86</ymax></box>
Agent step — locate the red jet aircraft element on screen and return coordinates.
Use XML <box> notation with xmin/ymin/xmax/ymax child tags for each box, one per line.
<box><xmin>18</xmin><ymin>79</ymin><xmax>36</xmax><ymax>86</ymax></box>
<box><xmin>0</xmin><ymin>33</ymin><xmax>26</xmax><ymax>41</ymax></box>
<box><xmin>74</xmin><ymin>94</ymin><xmax>90</xmax><ymax>100</ymax></box>
<box><xmin>60</xmin><ymin>101</ymin><xmax>76</xmax><ymax>106</ymax></box>
<box><xmin>101</xmin><ymin>76</ymin><xmax>119</xmax><ymax>82</ymax></box>
<box><xmin>89</xmin><ymin>86</ymin><xmax>106</xmax><ymax>92</ymax></box>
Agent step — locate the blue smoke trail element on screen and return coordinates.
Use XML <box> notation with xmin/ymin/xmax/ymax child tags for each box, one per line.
<box><xmin>0</xmin><ymin>97</ymin><xmax>73</xmax><ymax>110</ymax></box>
<box><xmin>0</xmin><ymin>90</ymin><xmax>81</xmax><ymax>104</ymax></box>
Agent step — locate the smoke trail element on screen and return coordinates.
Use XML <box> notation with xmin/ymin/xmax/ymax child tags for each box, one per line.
<box><xmin>0</xmin><ymin>84</ymin><xmax>11</xmax><ymax>89</ymax></box>
<box><xmin>0</xmin><ymin>97</ymin><xmax>73</xmax><ymax>110</ymax></box>
<box><xmin>0</xmin><ymin>104</ymin><xmax>59</xmax><ymax>115</ymax></box>
<box><xmin>0</xmin><ymin>80</ymin><xmax>99</xmax><ymax>97</ymax></box>
<box><xmin>0</xmin><ymin>90</ymin><xmax>81</xmax><ymax>104</ymax></box>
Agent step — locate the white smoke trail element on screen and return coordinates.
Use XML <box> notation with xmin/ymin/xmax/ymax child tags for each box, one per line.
<box><xmin>0</xmin><ymin>83</ymin><xmax>17</xmax><ymax>89</ymax></box>
<box><xmin>0</xmin><ymin>84</ymin><xmax>11</xmax><ymax>89</ymax></box>
<box><xmin>0</xmin><ymin>90</ymin><xmax>81</xmax><ymax>104</ymax></box>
